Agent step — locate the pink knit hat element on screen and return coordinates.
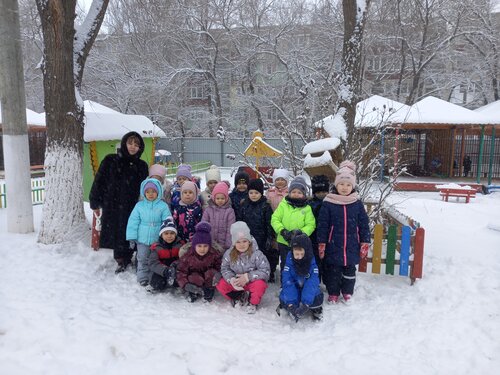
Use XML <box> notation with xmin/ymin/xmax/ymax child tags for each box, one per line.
<box><xmin>211</xmin><ymin>181</ymin><xmax>229</xmax><ymax>202</ymax></box>
<box><xmin>181</xmin><ymin>180</ymin><xmax>199</xmax><ymax>199</ymax></box>
<box><xmin>334</xmin><ymin>160</ymin><xmax>357</xmax><ymax>187</ymax></box>
<box><xmin>149</xmin><ymin>164</ymin><xmax>166</xmax><ymax>179</ymax></box>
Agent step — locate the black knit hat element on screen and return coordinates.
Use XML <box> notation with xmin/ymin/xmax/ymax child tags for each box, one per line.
<box><xmin>234</xmin><ymin>170</ymin><xmax>250</xmax><ymax>186</ymax></box>
<box><xmin>248</xmin><ymin>178</ymin><xmax>264</xmax><ymax>195</ymax></box>
<box><xmin>311</xmin><ymin>175</ymin><xmax>330</xmax><ymax>194</ymax></box>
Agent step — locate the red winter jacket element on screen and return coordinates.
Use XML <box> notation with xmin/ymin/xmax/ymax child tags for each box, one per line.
<box><xmin>149</xmin><ymin>238</ymin><xmax>184</xmax><ymax>276</ymax></box>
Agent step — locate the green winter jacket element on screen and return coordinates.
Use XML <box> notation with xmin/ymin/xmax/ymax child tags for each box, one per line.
<box><xmin>271</xmin><ymin>198</ymin><xmax>316</xmax><ymax>245</ymax></box>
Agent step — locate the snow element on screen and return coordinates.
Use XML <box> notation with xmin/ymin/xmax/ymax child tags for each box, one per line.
<box><xmin>0</xmin><ymin>104</ymin><xmax>45</xmax><ymax>126</ymax></box>
<box><xmin>302</xmin><ymin>138</ymin><xmax>341</xmax><ymax>156</ymax></box>
<box><xmin>474</xmin><ymin>100</ymin><xmax>500</xmax><ymax>124</ymax></box>
<box><xmin>355</xmin><ymin>95</ymin><xmax>412</xmax><ymax>127</ymax></box>
<box><xmin>435</xmin><ymin>183</ymin><xmax>475</xmax><ymax>190</ymax></box>
<box><xmin>303</xmin><ymin>151</ymin><xmax>334</xmax><ymax>168</ymax></box>
<box><xmin>83</xmin><ymin>101</ymin><xmax>166</xmax><ymax>142</ymax></box>
<box><xmin>1</xmin><ymin>168</ymin><xmax>500</xmax><ymax>374</ymax></box>
<box><xmin>405</xmin><ymin>96</ymin><xmax>495</xmax><ymax>125</ymax></box>
<box><xmin>313</xmin><ymin>112</ymin><xmax>347</xmax><ymax>139</ymax></box>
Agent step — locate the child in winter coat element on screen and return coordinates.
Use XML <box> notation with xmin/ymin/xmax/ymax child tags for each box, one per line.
<box><xmin>229</xmin><ymin>169</ymin><xmax>250</xmax><ymax>220</ymax></box>
<box><xmin>173</xmin><ymin>181</ymin><xmax>203</xmax><ymax>242</ymax></box>
<box><xmin>240</xmin><ymin>178</ymin><xmax>277</xmax><ymax>282</ymax></box>
<box><xmin>267</xmin><ymin>168</ymin><xmax>289</xmax><ymax>211</ymax></box>
<box><xmin>307</xmin><ymin>174</ymin><xmax>330</xmax><ymax>281</ymax></box>
<box><xmin>201</xmin><ymin>181</ymin><xmax>236</xmax><ymax>250</ymax></box>
<box><xmin>176</xmin><ymin>222</ymin><xmax>222</xmax><ymax>303</ymax></box>
<box><xmin>317</xmin><ymin>161</ymin><xmax>371</xmax><ymax>304</ymax></box>
<box><xmin>148</xmin><ymin>163</ymin><xmax>173</xmax><ymax>205</ymax></box>
<box><xmin>271</xmin><ymin>176</ymin><xmax>316</xmax><ymax>278</ymax></box>
<box><xmin>147</xmin><ymin>218</ymin><xmax>185</xmax><ymax>293</ymax></box>
<box><xmin>126</xmin><ymin>178</ymin><xmax>171</xmax><ymax>286</ymax></box>
<box><xmin>200</xmin><ymin>165</ymin><xmax>222</xmax><ymax>209</ymax></box>
<box><xmin>216</xmin><ymin>221</ymin><xmax>270</xmax><ymax>314</ymax></box>
<box><xmin>278</xmin><ymin>234</ymin><xmax>324</xmax><ymax>322</ymax></box>
<box><xmin>89</xmin><ymin>131</ymin><xmax>149</xmax><ymax>273</ymax></box>
<box><xmin>171</xmin><ymin>164</ymin><xmax>194</xmax><ymax>209</ymax></box>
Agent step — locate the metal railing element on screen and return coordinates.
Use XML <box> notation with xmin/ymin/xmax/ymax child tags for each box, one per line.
<box><xmin>0</xmin><ymin>178</ymin><xmax>45</xmax><ymax>208</ymax></box>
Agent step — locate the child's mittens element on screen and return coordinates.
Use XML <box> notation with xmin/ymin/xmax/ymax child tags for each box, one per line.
<box><xmin>235</xmin><ymin>273</ymin><xmax>249</xmax><ymax>286</ymax></box>
<box><xmin>360</xmin><ymin>243</ymin><xmax>369</xmax><ymax>258</ymax></box>
<box><xmin>318</xmin><ymin>243</ymin><xmax>326</xmax><ymax>259</ymax></box>
<box><xmin>230</xmin><ymin>277</ymin><xmax>245</xmax><ymax>291</ymax></box>
<box><xmin>212</xmin><ymin>271</ymin><xmax>222</xmax><ymax>286</ymax></box>
<box><xmin>281</xmin><ymin>229</ymin><xmax>292</xmax><ymax>242</ymax></box>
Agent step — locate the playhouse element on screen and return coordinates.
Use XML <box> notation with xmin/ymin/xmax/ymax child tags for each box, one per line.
<box><xmin>83</xmin><ymin>100</ymin><xmax>166</xmax><ymax>200</ymax></box>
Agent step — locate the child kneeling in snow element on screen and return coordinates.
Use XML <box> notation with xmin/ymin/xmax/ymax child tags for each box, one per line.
<box><xmin>176</xmin><ymin>222</ymin><xmax>222</xmax><ymax>303</ymax></box>
<box><xmin>216</xmin><ymin>221</ymin><xmax>270</xmax><ymax>314</ymax></box>
<box><xmin>147</xmin><ymin>218</ymin><xmax>184</xmax><ymax>293</ymax></box>
<box><xmin>278</xmin><ymin>234</ymin><xmax>324</xmax><ymax>322</ymax></box>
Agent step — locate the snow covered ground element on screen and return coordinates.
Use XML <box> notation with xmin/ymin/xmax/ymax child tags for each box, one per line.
<box><xmin>1</xmin><ymin>171</ymin><xmax>500</xmax><ymax>374</ymax></box>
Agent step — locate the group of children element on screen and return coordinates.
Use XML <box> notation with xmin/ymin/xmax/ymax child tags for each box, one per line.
<box><xmin>90</xmin><ymin>133</ymin><xmax>371</xmax><ymax>322</ymax></box>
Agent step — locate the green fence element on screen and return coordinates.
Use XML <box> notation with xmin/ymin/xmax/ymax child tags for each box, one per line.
<box><xmin>0</xmin><ymin>178</ymin><xmax>45</xmax><ymax>208</ymax></box>
<box><xmin>164</xmin><ymin>160</ymin><xmax>212</xmax><ymax>177</ymax></box>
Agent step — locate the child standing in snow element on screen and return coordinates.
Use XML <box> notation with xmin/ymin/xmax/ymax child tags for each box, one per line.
<box><xmin>201</xmin><ymin>181</ymin><xmax>236</xmax><ymax>250</ymax></box>
<box><xmin>126</xmin><ymin>178</ymin><xmax>171</xmax><ymax>286</ymax></box>
<box><xmin>176</xmin><ymin>222</ymin><xmax>222</xmax><ymax>303</ymax></box>
<box><xmin>200</xmin><ymin>165</ymin><xmax>222</xmax><ymax>209</ymax></box>
<box><xmin>89</xmin><ymin>132</ymin><xmax>149</xmax><ymax>273</ymax></box>
<box><xmin>271</xmin><ymin>176</ymin><xmax>316</xmax><ymax>279</ymax></box>
<box><xmin>216</xmin><ymin>221</ymin><xmax>270</xmax><ymax>314</ymax></box>
<box><xmin>229</xmin><ymin>169</ymin><xmax>250</xmax><ymax>220</ymax></box>
<box><xmin>147</xmin><ymin>218</ymin><xmax>185</xmax><ymax>293</ymax></box>
<box><xmin>278</xmin><ymin>234</ymin><xmax>323</xmax><ymax>322</ymax></box>
<box><xmin>308</xmin><ymin>174</ymin><xmax>330</xmax><ymax>281</ymax></box>
<box><xmin>173</xmin><ymin>181</ymin><xmax>203</xmax><ymax>243</ymax></box>
<box><xmin>317</xmin><ymin>161</ymin><xmax>370</xmax><ymax>304</ymax></box>
<box><xmin>239</xmin><ymin>178</ymin><xmax>277</xmax><ymax>282</ymax></box>
<box><xmin>266</xmin><ymin>168</ymin><xmax>289</xmax><ymax>211</ymax></box>
<box><xmin>148</xmin><ymin>163</ymin><xmax>173</xmax><ymax>205</ymax></box>
<box><xmin>171</xmin><ymin>164</ymin><xmax>194</xmax><ymax>209</ymax></box>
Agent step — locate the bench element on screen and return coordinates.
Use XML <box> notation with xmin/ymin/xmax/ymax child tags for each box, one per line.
<box><xmin>359</xmin><ymin>224</ymin><xmax>425</xmax><ymax>285</ymax></box>
<box><xmin>438</xmin><ymin>188</ymin><xmax>476</xmax><ymax>203</ymax></box>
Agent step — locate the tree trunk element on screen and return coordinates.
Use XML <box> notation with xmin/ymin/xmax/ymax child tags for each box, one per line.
<box><xmin>36</xmin><ymin>0</ymin><xmax>86</xmax><ymax>243</ymax></box>
<box><xmin>0</xmin><ymin>0</ymin><xmax>34</xmax><ymax>233</ymax></box>
<box><xmin>337</xmin><ymin>0</ymin><xmax>371</xmax><ymax>156</ymax></box>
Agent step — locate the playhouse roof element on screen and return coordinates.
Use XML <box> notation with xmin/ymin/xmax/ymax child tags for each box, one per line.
<box><xmin>404</xmin><ymin>96</ymin><xmax>494</xmax><ymax>125</ymax></box>
<box><xmin>302</xmin><ymin>137</ymin><xmax>341</xmax><ymax>156</ymax></box>
<box><xmin>83</xmin><ymin>101</ymin><xmax>166</xmax><ymax>142</ymax></box>
<box><xmin>243</xmin><ymin>136</ymin><xmax>283</xmax><ymax>158</ymax></box>
<box><xmin>0</xmin><ymin>104</ymin><xmax>45</xmax><ymax>127</ymax></box>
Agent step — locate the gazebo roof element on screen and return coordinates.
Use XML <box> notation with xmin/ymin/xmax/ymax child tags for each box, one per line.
<box><xmin>474</xmin><ymin>100</ymin><xmax>500</xmax><ymax>124</ymax></box>
<box><xmin>403</xmin><ymin>96</ymin><xmax>495</xmax><ymax>126</ymax></box>
<box><xmin>356</xmin><ymin>95</ymin><xmax>412</xmax><ymax>126</ymax></box>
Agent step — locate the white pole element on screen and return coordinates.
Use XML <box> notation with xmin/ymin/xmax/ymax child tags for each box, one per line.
<box><xmin>0</xmin><ymin>0</ymin><xmax>35</xmax><ymax>233</ymax></box>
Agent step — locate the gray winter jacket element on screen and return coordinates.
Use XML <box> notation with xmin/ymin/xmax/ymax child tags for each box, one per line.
<box><xmin>221</xmin><ymin>244</ymin><xmax>270</xmax><ymax>282</ymax></box>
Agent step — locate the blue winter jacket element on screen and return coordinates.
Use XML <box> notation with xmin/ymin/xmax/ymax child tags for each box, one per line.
<box><xmin>126</xmin><ymin>178</ymin><xmax>172</xmax><ymax>245</ymax></box>
<box><xmin>280</xmin><ymin>252</ymin><xmax>322</xmax><ymax>307</ymax></box>
<box><xmin>316</xmin><ymin>194</ymin><xmax>370</xmax><ymax>266</ymax></box>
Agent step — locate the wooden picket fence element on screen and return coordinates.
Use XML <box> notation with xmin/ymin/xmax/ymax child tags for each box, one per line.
<box><xmin>0</xmin><ymin>178</ymin><xmax>45</xmax><ymax>208</ymax></box>
<box><xmin>359</xmin><ymin>223</ymin><xmax>425</xmax><ymax>285</ymax></box>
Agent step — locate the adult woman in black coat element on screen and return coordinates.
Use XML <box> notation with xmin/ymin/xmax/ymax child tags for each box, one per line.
<box><xmin>90</xmin><ymin>131</ymin><xmax>149</xmax><ymax>273</ymax></box>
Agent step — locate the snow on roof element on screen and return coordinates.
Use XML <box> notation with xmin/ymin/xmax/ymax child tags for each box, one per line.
<box><xmin>302</xmin><ymin>137</ymin><xmax>341</xmax><ymax>155</ymax></box>
<box><xmin>356</xmin><ymin>95</ymin><xmax>412</xmax><ymax>127</ymax></box>
<box><xmin>83</xmin><ymin>101</ymin><xmax>166</xmax><ymax>142</ymax></box>
<box><xmin>155</xmin><ymin>149</ymin><xmax>171</xmax><ymax>156</ymax></box>
<box><xmin>405</xmin><ymin>96</ymin><xmax>494</xmax><ymax>125</ymax></box>
<box><xmin>0</xmin><ymin>104</ymin><xmax>46</xmax><ymax>126</ymax></box>
<box><xmin>313</xmin><ymin>112</ymin><xmax>347</xmax><ymax>139</ymax></box>
<box><xmin>303</xmin><ymin>151</ymin><xmax>334</xmax><ymax>168</ymax></box>
<box><xmin>474</xmin><ymin>100</ymin><xmax>500</xmax><ymax>124</ymax></box>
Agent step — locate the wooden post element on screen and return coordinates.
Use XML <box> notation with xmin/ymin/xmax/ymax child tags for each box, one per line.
<box><xmin>449</xmin><ymin>128</ymin><xmax>456</xmax><ymax>177</ymax></box>
<box><xmin>488</xmin><ymin>126</ymin><xmax>496</xmax><ymax>186</ymax></box>
<box><xmin>459</xmin><ymin>128</ymin><xmax>466</xmax><ymax>177</ymax></box>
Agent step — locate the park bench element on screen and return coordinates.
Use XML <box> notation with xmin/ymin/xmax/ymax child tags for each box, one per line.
<box><xmin>438</xmin><ymin>187</ymin><xmax>476</xmax><ymax>203</ymax></box>
<box><xmin>359</xmin><ymin>223</ymin><xmax>425</xmax><ymax>285</ymax></box>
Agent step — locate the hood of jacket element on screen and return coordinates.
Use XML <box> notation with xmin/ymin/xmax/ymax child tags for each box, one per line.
<box><xmin>140</xmin><ymin>178</ymin><xmax>164</xmax><ymax>204</ymax></box>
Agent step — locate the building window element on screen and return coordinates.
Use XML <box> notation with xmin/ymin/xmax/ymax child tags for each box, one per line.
<box><xmin>267</xmin><ymin>108</ymin><xmax>279</xmax><ymax>121</ymax></box>
<box><xmin>188</xmin><ymin>86</ymin><xmax>204</xmax><ymax>99</ymax></box>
